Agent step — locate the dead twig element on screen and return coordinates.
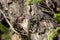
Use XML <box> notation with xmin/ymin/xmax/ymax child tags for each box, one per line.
<box><xmin>0</xmin><ymin>9</ymin><xmax>19</xmax><ymax>34</ymax></box>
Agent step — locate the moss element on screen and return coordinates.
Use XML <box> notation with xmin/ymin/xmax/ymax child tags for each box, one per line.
<box><xmin>48</xmin><ymin>29</ymin><xmax>57</xmax><ymax>40</ymax></box>
<box><xmin>25</xmin><ymin>0</ymin><xmax>42</xmax><ymax>5</ymax></box>
<box><xmin>48</xmin><ymin>13</ymin><xmax>60</xmax><ymax>40</ymax></box>
<box><xmin>54</xmin><ymin>14</ymin><xmax>60</xmax><ymax>23</ymax></box>
<box><xmin>0</xmin><ymin>22</ymin><xmax>8</xmax><ymax>33</ymax></box>
<box><xmin>2</xmin><ymin>33</ymin><xmax>11</xmax><ymax>40</ymax></box>
<box><xmin>0</xmin><ymin>22</ymin><xmax>11</xmax><ymax>40</ymax></box>
<box><xmin>48</xmin><ymin>27</ymin><xmax>60</xmax><ymax>40</ymax></box>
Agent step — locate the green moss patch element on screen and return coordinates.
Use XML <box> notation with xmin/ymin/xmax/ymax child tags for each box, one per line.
<box><xmin>25</xmin><ymin>0</ymin><xmax>42</xmax><ymax>5</ymax></box>
<box><xmin>0</xmin><ymin>22</ymin><xmax>8</xmax><ymax>33</ymax></box>
<box><xmin>54</xmin><ymin>14</ymin><xmax>60</xmax><ymax>23</ymax></box>
<box><xmin>0</xmin><ymin>22</ymin><xmax>11</xmax><ymax>40</ymax></box>
<box><xmin>48</xmin><ymin>27</ymin><xmax>60</xmax><ymax>40</ymax></box>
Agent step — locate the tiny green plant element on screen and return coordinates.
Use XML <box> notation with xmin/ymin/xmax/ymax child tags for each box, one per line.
<box><xmin>0</xmin><ymin>22</ymin><xmax>11</xmax><ymax>40</ymax></box>
<box><xmin>54</xmin><ymin>14</ymin><xmax>60</xmax><ymax>23</ymax></box>
<box><xmin>48</xmin><ymin>13</ymin><xmax>60</xmax><ymax>40</ymax></box>
<box><xmin>2</xmin><ymin>33</ymin><xmax>11</xmax><ymax>40</ymax></box>
<box><xmin>0</xmin><ymin>22</ymin><xmax>8</xmax><ymax>33</ymax></box>
<box><xmin>48</xmin><ymin>27</ymin><xmax>60</xmax><ymax>40</ymax></box>
<box><xmin>25</xmin><ymin>0</ymin><xmax>42</xmax><ymax>5</ymax></box>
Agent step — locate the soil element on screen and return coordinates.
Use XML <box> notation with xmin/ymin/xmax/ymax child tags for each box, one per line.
<box><xmin>0</xmin><ymin>0</ymin><xmax>60</xmax><ymax>40</ymax></box>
